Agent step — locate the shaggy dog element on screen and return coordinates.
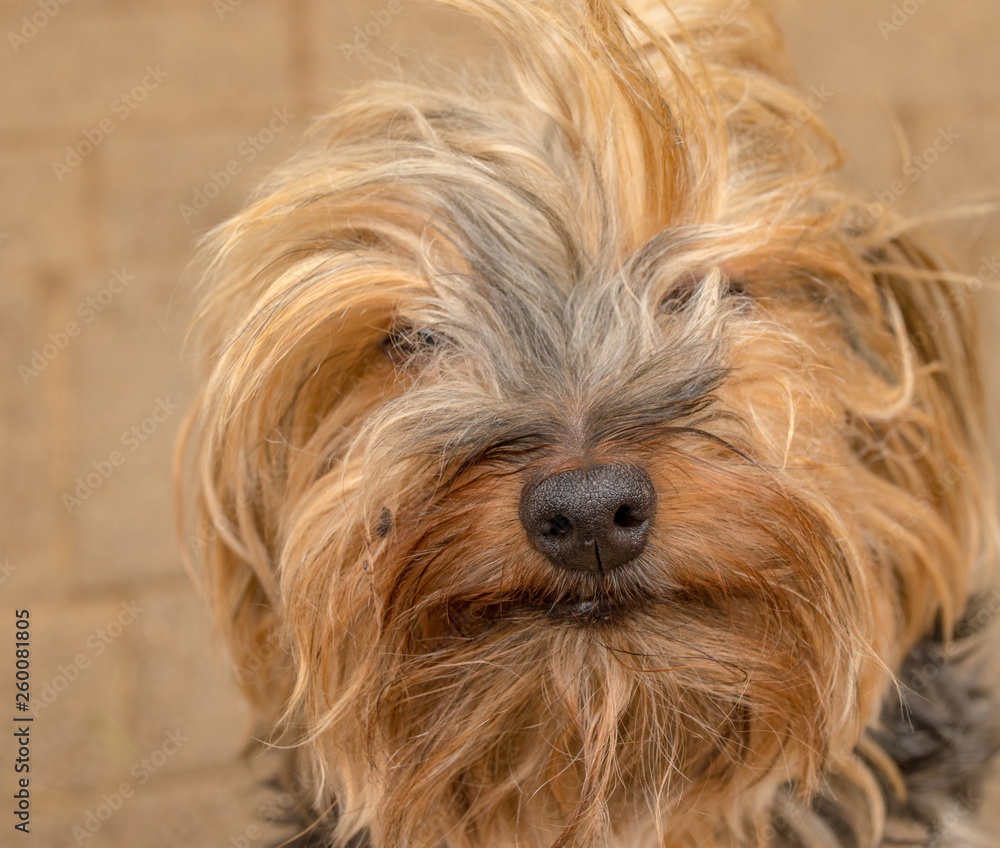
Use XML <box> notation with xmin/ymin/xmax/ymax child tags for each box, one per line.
<box><xmin>180</xmin><ymin>2</ymin><xmax>998</xmax><ymax>845</ymax></box>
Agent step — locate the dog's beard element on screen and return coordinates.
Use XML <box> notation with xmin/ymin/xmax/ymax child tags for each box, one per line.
<box><xmin>283</xmin><ymin>425</ymin><xmax>888</xmax><ymax>848</ymax></box>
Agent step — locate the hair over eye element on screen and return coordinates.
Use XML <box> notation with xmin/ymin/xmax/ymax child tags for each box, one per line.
<box><xmin>661</xmin><ymin>275</ymin><xmax>750</xmax><ymax>313</ymax></box>
<box><xmin>381</xmin><ymin>326</ymin><xmax>443</xmax><ymax>364</ymax></box>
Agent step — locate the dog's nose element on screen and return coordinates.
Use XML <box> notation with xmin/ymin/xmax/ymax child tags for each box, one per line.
<box><xmin>519</xmin><ymin>464</ymin><xmax>656</xmax><ymax>573</ymax></box>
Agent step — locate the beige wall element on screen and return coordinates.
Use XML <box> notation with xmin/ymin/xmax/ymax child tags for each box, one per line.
<box><xmin>778</xmin><ymin>0</ymin><xmax>1000</xmax><ymax>448</ymax></box>
<box><xmin>1</xmin><ymin>1</ymin><xmax>997</xmax><ymax>844</ymax></box>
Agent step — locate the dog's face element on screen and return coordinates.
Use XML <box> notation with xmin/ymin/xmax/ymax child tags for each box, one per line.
<box><xmin>183</xmin><ymin>2</ymin><xmax>990</xmax><ymax>846</ymax></box>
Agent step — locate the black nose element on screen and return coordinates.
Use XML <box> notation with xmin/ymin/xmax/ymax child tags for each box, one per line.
<box><xmin>519</xmin><ymin>464</ymin><xmax>656</xmax><ymax>574</ymax></box>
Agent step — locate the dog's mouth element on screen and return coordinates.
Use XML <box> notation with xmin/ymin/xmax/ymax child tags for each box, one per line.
<box><xmin>503</xmin><ymin>595</ymin><xmax>625</xmax><ymax>623</ymax></box>
<box><xmin>447</xmin><ymin>586</ymin><xmax>656</xmax><ymax>632</ymax></box>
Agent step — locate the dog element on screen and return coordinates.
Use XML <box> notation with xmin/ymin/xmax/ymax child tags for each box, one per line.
<box><xmin>179</xmin><ymin>1</ymin><xmax>999</xmax><ymax>845</ymax></box>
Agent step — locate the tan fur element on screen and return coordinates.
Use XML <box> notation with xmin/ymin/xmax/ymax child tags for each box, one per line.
<box><xmin>177</xmin><ymin>2</ymin><xmax>997</xmax><ymax>846</ymax></box>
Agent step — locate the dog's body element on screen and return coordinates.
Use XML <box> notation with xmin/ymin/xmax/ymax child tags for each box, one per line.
<box><xmin>181</xmin><ymin>2</ymin><xmax>998</xmax><ymax>846</ymax></box>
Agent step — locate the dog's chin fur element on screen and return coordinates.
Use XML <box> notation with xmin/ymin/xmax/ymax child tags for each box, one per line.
<box><xmin>178</xmin><ymin>1</ymin><xmax>999</xmax><ymax>846</ymax></box>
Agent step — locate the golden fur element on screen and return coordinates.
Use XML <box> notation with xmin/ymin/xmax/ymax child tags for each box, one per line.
<box><xmin>178</xmin><ymin>1</ymin><xmax>997</xmax><ymax>846</ymax></box>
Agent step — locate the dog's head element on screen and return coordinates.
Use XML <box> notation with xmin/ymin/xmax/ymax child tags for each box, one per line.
<box><xmin>181</xmin><ymin>2</ymin><xmax>993</xmax><ymax>845</ymax></box>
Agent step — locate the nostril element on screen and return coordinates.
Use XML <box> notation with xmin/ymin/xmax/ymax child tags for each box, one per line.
<box><xmin>613</xmin><ymin>505</ymin><xmax>641</xmax><ymax>528</ymax></box>
<box><xmin>545</xmin><ymin>514</ymin><xmax>573</xmax><ymax>537</ymax></box>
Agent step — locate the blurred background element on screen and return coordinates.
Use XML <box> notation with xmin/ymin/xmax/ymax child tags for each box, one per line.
<box><xmin>1</xmin><ymin>1</ymin><xmax>998</xmax><ymax>845</ymax></box>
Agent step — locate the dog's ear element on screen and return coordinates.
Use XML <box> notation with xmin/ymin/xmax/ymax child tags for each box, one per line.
<box><xmin>867</xmin><ymin>233</ymin><xmax>984</xmax><ymax>446</ymax></box>
<box><xmin>177</xmin><ymin>262</ymin><xmax>422</xmax><ymax>721</ymax></box>
<box><xmin>859</xmin><ymin>232</ymin><xmax>996</xmax><ymax>632</ymax></box>
<box><xmin>176</xmin><ymin>390</ymin><xmax>289</xmax><ymax>721</ymax></box>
